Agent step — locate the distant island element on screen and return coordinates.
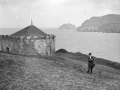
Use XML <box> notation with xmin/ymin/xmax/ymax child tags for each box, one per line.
<box><xmin>76</xmin><ymin>14</ymin><xmax>120</xmax><ymax>33</ymax></box>
<box><xmin>59</xmin><ymin>23</ymin><xmax>76</xmax><ymax>30</ymax></box>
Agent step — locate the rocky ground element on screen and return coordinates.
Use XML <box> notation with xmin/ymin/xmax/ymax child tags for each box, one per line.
<box><xmin>0</xmin><ymin>52</ymin><xmax>120</xmax><ymax>90</ymax></box>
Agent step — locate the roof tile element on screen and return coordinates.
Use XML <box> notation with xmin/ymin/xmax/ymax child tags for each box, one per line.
<box><xmin>11</xmin><ymin>25</ymin><xmax>47</xmax><ymax>36</ymax></box>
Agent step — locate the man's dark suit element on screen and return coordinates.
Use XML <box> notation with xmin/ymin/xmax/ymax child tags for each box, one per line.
<box><xmin>87</xmin><ymin>56</ymin><xmax>95</xmax><ymax>74</ymax></box>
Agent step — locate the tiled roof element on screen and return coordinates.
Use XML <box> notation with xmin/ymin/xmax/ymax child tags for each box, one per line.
<box><xmin>11</xmin><ymin>25</ymin><xmax>47</xmax><ymax>36</ymax></box>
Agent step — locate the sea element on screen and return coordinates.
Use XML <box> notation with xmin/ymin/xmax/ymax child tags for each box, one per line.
<box><xmin>0</xmin><ymin>28</ymin><xmax>120</xmax><ymax>63</ymax></box>
<box><xmin>42</xmin><ymin>28</ymin><xmax>120</xmax><ymax>63</ymax></box>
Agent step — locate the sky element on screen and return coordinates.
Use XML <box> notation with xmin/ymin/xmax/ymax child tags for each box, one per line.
<box><xmin>0</xmin><ymin>0</ymin><xmax>120</xmax><ymax>28</ymax></box>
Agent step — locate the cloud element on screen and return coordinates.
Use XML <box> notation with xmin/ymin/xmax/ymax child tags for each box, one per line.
<box><xmin>92</xmin><ymin>0</ymin><xmax>120</xmax><ymax>13</ymax></box>
<box><xmin>0</xmin><ymin>0</ymin><xmax>120</xmax><ymax>28</ymax></box>
<box><xmin>0</xmin><ymin>0</ymin><xmax>33</xmax><ymax>5</ymax></box>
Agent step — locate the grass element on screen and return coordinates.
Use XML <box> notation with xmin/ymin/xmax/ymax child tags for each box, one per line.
<box><xmin>0</xmin><ymin>52</ymin><xmax>120</xmax><ymax>90</ymax></box>
<box><xmin>55</xmin><ymin>52</ymin><xmax>120</xmax><ymax>70</ymax></box>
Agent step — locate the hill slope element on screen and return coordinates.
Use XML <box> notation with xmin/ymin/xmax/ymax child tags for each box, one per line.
<box><xmin>77</xmin><ymin>14</ymin><xmax>120</xmax><ymax>33</ymax></box>
<box><xmin>0</xmin><ymin>52</ymin><xmax>120</xmax><ymax>90</ymax></box>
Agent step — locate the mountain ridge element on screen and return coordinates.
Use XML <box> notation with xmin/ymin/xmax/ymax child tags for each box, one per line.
<box><xmin>77</xmin><ymin>14</ymin><xmax>120</xmax><ymax>33</ymax></box>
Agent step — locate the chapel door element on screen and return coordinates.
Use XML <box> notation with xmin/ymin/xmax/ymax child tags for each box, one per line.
<box><xmin>6</xmin><ymin>47</ymin><xmax>9</xmax><ymax>53</ymax></box>
<box><xmin>48</xmin><ymin>46</ymin><xmax>51</xmax><ymax>55</ymax></box>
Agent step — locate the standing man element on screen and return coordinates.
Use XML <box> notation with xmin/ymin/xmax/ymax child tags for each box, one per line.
<box><xmin>87</xmin><ymin>53</ymin><xmax>95</xmax><ymax>74</ymax></box>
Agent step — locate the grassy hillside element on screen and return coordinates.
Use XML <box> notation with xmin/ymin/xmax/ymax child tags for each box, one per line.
<box><xmin>55</xmin><ymin>51</ymin><xmax>120</xmax><ymax>70</ymax></box>
<box><xmin>0</xmin><ymin>51</ymin><xmax>120</xmax><ymax>90</ymax></box>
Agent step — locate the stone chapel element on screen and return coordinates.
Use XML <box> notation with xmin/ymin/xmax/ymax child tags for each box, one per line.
<box><xmin>0</xmin><ymin>22</ymin><xmax>55</xmax><ymax>56</ymax></box>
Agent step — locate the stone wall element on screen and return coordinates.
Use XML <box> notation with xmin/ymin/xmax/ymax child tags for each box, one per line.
<box><xmin>46</xmin><ymin>34</ymin><xmax>55</xmax><ymax>56</ymax></box>
<box><xmin>0</xmin><ymin>34</ymin><xmax>55</xmax><ymax>56</ymax></box>
<box><xmin>0</xmin><ymin>35</ymin><xmax>21</xmax><ymax>54</ymax></box>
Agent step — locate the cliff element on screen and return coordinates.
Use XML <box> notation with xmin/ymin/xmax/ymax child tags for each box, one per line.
<box><xmin>77</xmin><ymin>14</ymin><xmax>120</xmax><ymax>33</ymax></box>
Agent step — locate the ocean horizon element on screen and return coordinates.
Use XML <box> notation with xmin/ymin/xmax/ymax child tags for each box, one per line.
<box><xmin>0</xmin><ymin>27</ymin><xmax>120</xmax><ymax>63</ymax></box>
<box><xmin>42</xmin><ymin>28</ymin><xmax>120</xmax><ymax>63</ymax></box>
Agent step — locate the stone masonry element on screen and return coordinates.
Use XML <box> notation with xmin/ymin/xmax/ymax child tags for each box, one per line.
<box><xmin>0</xmin><ymin>25</ymin><xmax>55</xmax><ymax>56</ymax></box>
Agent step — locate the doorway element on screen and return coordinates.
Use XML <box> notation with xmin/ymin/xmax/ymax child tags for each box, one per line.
<box><xmin>6</xmin><ymin>47</ymin><xmax>9</xmax><ymax>53</ymax></box>
<box><xmin>48</xmin><ymin>46</ymin><xmax>51</xmax><ymax>55</ymax></box>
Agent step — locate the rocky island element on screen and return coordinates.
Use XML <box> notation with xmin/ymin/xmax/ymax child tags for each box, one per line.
<box><xmin>59</xmin><ymin>23</ymin><xmax>76</xmax><ymax>30</ymax></box>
